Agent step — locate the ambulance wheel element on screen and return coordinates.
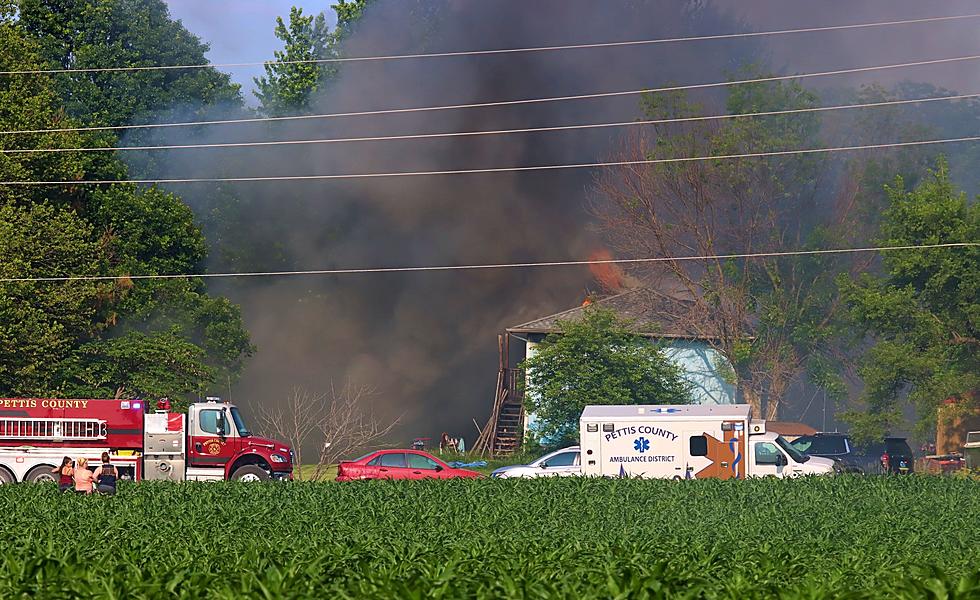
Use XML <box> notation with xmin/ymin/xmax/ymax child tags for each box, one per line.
<box><xmin>0</xmin><ymin>467</ymin><xmax>14</xmax><ymax>485</ymax></box>
<box><xmin>25</xmin><ymin>465</ymin><xmax>58</xmax><ymax>483</ymax></box>
<box><xmin>231</xmin><ymin>465</ymin><xmax>270</xmax><ymax>482</ymax></box>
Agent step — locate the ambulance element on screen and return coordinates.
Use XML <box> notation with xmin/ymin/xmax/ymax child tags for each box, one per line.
<box><xmin>579</xmin><ymin>404</ymin><xmax>835</xmax><ymax>479</ymax></box>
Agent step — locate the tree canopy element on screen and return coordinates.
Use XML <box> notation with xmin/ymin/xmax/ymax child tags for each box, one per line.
<box><xmin>254</xmin><ymin>7</ymin><xmax>331</xmax><ymax>116</ymax></box>
<box><xmin>254</xmin><ymin>0</ymin><xmax>372</xmax><ymax>116</ymax></box>
<box><xmin>596</xmin><ymin>74</ymin><xmax>848</xmax><ymax>419</ymax></box>
<box><xmin>522</xmin><ymin>307</ymin><xmax>691</xmax><ymax>448</ymax></box>
<box><xmin>16</xmin><ymin>0</ymin><xmax>241</xmax><ymax>126</ymax></box>
<box><xmin>839</xmin><ymin>158</ymin><xmax>979</xmax><ymax>441</ymax></box>
<box><xmin>0</xmin><ymin>14</ymin><xmax>251</xmax><ymax>403</ymax></box>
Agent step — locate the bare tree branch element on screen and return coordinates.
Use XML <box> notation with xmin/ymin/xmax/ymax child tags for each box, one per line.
<box><xmin>257</xmin><ymin>387</ymin><xmax>327</xmax><ymax>481</ymax></box>
<box><xmin>311</xmin><ymin>381</ymin><xmax>402</xmax><ymax>481</ymax></box>
<box><xmin>591</xmin><ymin>90</ymin><xmax>863</xmax><ymax>419</ymax></box>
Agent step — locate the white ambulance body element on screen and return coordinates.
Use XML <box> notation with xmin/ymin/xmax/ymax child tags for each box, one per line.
<box><xmin>579</xmin><ymin>404</ymin><xmax>835</xmax><ymax>479</ymax></box>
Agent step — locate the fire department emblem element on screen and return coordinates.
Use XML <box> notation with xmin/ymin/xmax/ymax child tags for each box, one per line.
<box><xmin>203</xmin><ymin>438</ymin><xmax>224</xmax><ymax>455</ymax></box>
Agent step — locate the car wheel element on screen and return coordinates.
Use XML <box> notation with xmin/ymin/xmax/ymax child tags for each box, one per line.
<box><xmin>25</xmin><ymin>465</ymin><xmax>58</xmax><ymax>483</ymax></box>
<box><xmin>231</xmin><ymin>465</ymin><xmax>270</xmax><ymax>482</ymax></box>
<box><xmin>0</xmin><ymin>467</ymin><xmax>14</xmax><ymax>485</ymax></box>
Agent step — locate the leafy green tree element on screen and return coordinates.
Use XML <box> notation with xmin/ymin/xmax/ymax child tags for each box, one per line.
<box><xmin>59</xmin><ymin>330</ymin><xmax>214</xmax><ymax>406</ymax></box>
<box><xmin>254</xmin><ymin>1</ymin><xmax>372</xmax><ymax>116</ymax></box>
<box><xmin>522</xmin><ymin>307</ymin><xmax>691</xmax><ymax>448</ymax></box>
<box><xmin>0</xmin><ymin>18</ymin><xmax>252</xmax><ymax>400</ymax></box>
<box><xmin>16</xmin><ymin>0</ymin><xmax>241</xmax><ymax>126</ymax></box>
<box><xmin>254</xmin><ymin>7</ymin><xmax>331</xmax><ymax>116</ymax></box>
<box><xmin>839</xmin><ymin>158</ymin><xmax>978</xmax><ymax>440</ymax></box>
<box><xmin>0</xmin><ymin>202</ymin><xmax>110</xmax><ymax>395</ymax></box>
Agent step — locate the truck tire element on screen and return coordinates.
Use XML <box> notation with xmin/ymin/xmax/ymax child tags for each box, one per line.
<box><xmin>231</xmin><ymin>465</ymin><xmax>270</xmax><ymax>482</ymax></box>
<box><xmin>25</xmin><ymin>465</ymin><xmax>58</xmax><ymax>483</ymax></box>
<box><xmin>0</xmin><ymin>467</ymin><xmax>14</xmax><ymax>485</ymax></box>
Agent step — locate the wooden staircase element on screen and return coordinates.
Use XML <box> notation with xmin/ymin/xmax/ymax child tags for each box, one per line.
<box><xmin>492</xmin><ymin>396</ymin><xmax>525</xmax><ymax>455</ymax></box>
<box><xmin>475</xmin><ymin>368</ymin><xmax>525</xmax><ymax>457</ymax></box>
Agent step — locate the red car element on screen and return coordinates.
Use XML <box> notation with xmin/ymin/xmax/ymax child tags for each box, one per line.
<box><xmin>335</xmin><ymin>449</ymin><xmax>482</xmax><ymax>481</ymax></box>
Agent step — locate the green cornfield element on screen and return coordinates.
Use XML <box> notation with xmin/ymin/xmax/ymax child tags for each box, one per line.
<box><xmin>1</xmin><ymin>476</ymin><xmax>978</xmax><ymax>599</ymax></box>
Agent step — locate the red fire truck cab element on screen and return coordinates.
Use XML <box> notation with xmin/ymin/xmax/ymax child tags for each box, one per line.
<box><xmin>0</xmin><ymin>397</ymin><xmax>293</xmax><ymax>484</ymax></box>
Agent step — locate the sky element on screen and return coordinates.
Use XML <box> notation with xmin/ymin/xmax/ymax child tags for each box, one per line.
<box><xmin>164</xmin><ymin>1</ymin><xmax>336</xmax><ymax>100</ymax></box>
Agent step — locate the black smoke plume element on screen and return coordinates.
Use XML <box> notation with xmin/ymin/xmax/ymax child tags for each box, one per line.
<box><xmin>131</xmin><ymin>0</ymin><xmax>979</xmax><ymax>452</ymax></box>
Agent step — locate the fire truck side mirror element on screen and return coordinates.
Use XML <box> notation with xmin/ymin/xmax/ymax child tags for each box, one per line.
<box><xmin>216</xmin><ymin>411</ymin><xmax>227</xmax><ymax>437</ymax></box>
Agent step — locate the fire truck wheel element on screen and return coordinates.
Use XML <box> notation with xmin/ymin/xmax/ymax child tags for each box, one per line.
<box><xmin>0</xmin><ymin>467</ymin><xmax>14</xmax><ymax>485</ymax></box>
<box><xmin>25</xmin><ymin>465</ymin><xmax>58</xmax><ymax>483</ymax></box>
<box><xmin>231</xmin><ymin>465</ymin><xmax>270</xmax><ymax>482</ymax></box>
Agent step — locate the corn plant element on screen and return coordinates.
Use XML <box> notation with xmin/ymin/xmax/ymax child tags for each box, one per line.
<box><xmin>0</xmin><ymin>476</ymin><xmax>977</xmax><ymax>599</ymax></box>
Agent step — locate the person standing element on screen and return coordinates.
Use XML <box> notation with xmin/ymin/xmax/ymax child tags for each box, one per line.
<box><xmin>93</xmin><ymin>452</ymin><xmax>117</xmax><ymax>495</ymax></box>
<box><xmin>73</xmin><ymin>457</ymin><xmax>95</xmax><ymax>494</ymax></box>
<box><xmin>52</xmin><ymin>456</ymin><xmax>74</xmax><ymax>493</ymax></box>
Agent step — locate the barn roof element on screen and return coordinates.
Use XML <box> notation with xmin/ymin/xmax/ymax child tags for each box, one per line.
<box><xmin>507</xmin><ymin>287</ymin><xmax>722</xmax><ymax>340</ymax></box>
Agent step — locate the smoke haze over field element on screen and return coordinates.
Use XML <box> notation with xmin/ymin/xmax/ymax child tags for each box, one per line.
<box><xmin>137</xmin><ymin>0</ymin><xmax>980</xmax><ymax>451</ymax></box>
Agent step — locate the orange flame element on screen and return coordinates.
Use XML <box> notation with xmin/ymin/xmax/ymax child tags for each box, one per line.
<box><xmin>587</xmin><ymin>248</ymin><xmax>624</xmax><ymax>293</ymax></box>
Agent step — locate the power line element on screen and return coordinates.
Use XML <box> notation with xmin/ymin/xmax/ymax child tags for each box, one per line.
<box><xmin>4</xmin><ymin>92</ymin><xmax>978</xmax><ymax>155</ymax></box>
<box><xmin>1</xmin><ymin>243</ymin><xmax>973</xmax><ymax>283</ymax></box>
<box><xmin>4</xmin><ymin>135</ymin><xmax>979</xmax><ymax>186</ymax></box>
<box><xmin>4</xmin><ymin>53</ymin><xmax>980</xmax><ymax>136</ymax></box>
<box><xmin>3</xmin><ymin>12</ymin><xmax>978</xmax><ymax>76</ymax></box>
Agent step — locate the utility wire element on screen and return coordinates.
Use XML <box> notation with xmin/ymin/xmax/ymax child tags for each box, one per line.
<box><xmin>2</xmin><ymin>12</ymin><xmax>978</xmax><ymax>76</ymax></box>
<box><xmin>1</xmin><ymin>243</ymin><xmax>974</xmax><ymax>283</ymax></box>
<box><xmin>4</xmin><ymin>135</ymin><xmax>980</xmax><ymax>186</ymax></box>
<box><xmin>4</xmin><ymin>92</ymin><xmax>978</xmax><ymax>155</ymax></box>
<box><xmin>3</xmin><ymin>53</ymin><xmax>980</xmax><ymax>136</ymax></box>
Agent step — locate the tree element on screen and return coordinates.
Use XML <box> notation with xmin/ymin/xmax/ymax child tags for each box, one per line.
<box><xmin>0</xmin><ymin>202</ymin><xmax>109</xmax><ymax>395</ymax></box>
<box><xmin>0</xmin><ymin>18</ymin><xmax>252</xmax><ymax>400</ymax></box>
<box><xmin>839</xmin><ymin>158</ymin><xmax>978</xmax><ymax>441</ymax></box>
<box><xmin>254</xmin><ymin>1</ymin><xmax>373</xmax><ymax>116</ymax></box>
<box><xmin>593</xmin><ymin>73</ymin><xmax>882</xmax><ymax>419</ymax></box>
<box><xmin>254</xmin><ymin>7</ymin><xmax>331</xmax><ymax>116</ymax></box>
<box><xmin>16</xmin><ymin>0</ymin><xmax>241</xmax><ymax>126</ymax></box>
<box><xmin>522</xmin><ymin>307</ymin><xmax>690</xmax><ymax>448</ymax></box>
<box><xmin>258</xmin><ymin>384</ymin><xmax>401</xmax><ymax>481</ymax></box>
<box><xmin>58</xmin><ymin>330</ymin><xmax>214</xmax><ymax>406</ymax></box>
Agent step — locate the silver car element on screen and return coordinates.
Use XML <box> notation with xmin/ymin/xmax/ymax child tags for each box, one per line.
<box><xmin>490</xmin><ymin>446</ymin><xmax>581</xmax><ymax>478</ymax></box>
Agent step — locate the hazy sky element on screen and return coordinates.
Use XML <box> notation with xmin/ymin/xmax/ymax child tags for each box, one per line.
<box><xmin>164</xmin><ymin>1</ymin><xmax>336</xmax><ymax>98</ymax></box>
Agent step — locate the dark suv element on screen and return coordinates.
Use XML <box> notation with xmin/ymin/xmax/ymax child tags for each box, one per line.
<box><xmin>790</xmin><ymin>433</ymin><xmax>914</xmax><ymax>474</ymax></box>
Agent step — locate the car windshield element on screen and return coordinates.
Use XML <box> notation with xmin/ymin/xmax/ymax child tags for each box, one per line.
<box><xmin>791</xmin><ymin>435</ymin><xmax>847</xmax><ymax>455</ymax></box>
<box><xmin>776</xmin><ymin>435</ymin><xmax>809</xmax><ymax>463</ymax></box>
<box><xmin>230</xmin><ymin>407</ymin><xmax>251</xmax><ymax>437</ymax></box>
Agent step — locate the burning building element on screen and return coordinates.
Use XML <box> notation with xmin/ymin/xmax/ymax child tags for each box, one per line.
<box><xmin>479</xmin><ymin>287</ymin><xmax>737</xmax><ymax>455</ymax></box>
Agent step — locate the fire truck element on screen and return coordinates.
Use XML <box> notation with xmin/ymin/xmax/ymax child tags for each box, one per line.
<box><xmin>0</xmin><ymin>397</ymin><xmax>293</xmax><ymax>484</ymax></box>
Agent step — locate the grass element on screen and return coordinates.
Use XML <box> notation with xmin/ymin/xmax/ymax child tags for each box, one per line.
<box><xmin>0</xmin><ymin>475</ymin><xmax>978</xmax><ymax>598</ymax></box>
